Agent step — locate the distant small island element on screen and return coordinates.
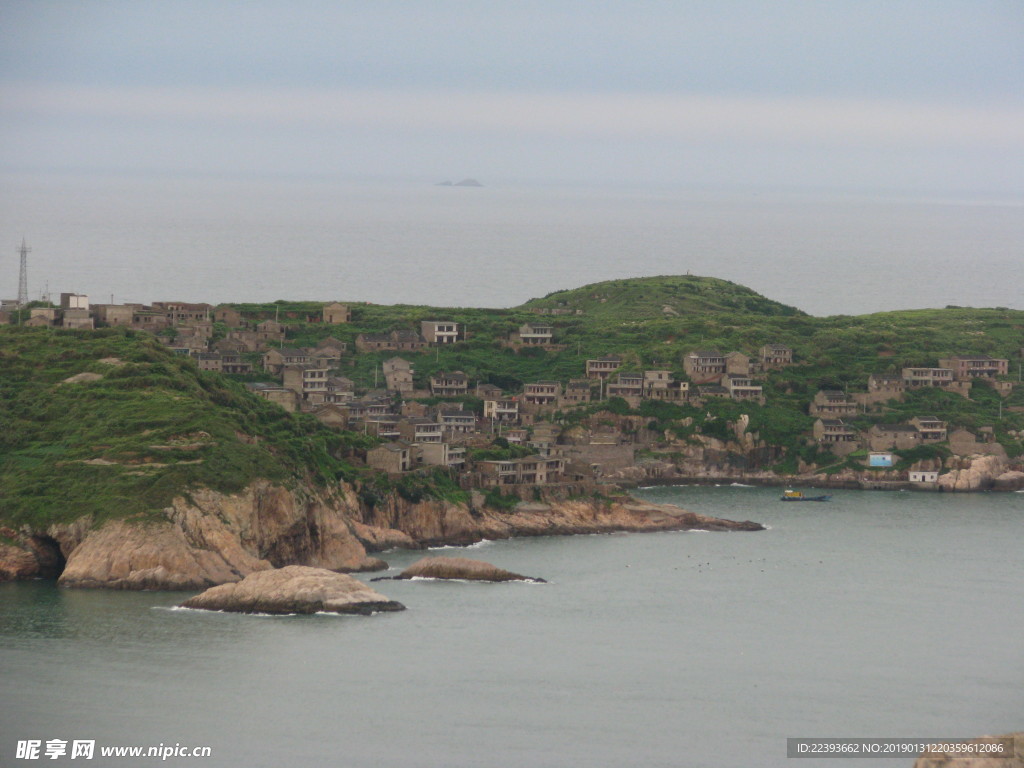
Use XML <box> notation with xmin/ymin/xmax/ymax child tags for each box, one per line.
<box><xmin>437</xmin><ymin>178</ymin><xmax>483</xmax><ymax>187</ymax></box>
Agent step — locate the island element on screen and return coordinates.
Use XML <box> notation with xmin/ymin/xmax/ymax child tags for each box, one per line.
<box><xmin>1</xmin><ymin>275</ymin><xmax>1021</xmax><ymax>589</ymax></box>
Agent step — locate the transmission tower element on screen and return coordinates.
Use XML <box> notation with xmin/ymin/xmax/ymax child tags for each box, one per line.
<box><xmin>17</xmin><ymin>238</ymin><xmax>30</xmax><ymax>307</ymax></box>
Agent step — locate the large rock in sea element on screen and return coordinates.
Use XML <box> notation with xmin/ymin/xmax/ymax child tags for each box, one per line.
<box><xmin>180</xmin><ymin>566</ymin><xmax>405</xmax><ymax>615</ymax></box>
<box><xmin>395</xmin><ymin>556</ymin><xmax>544</xmax><ymax>583</ymax></box>
<box><xmin>937</xmin><ymin>455</ymin><xmax>1007</xmax><ymax>492</ymax></box>
<box><xmin>912</xmin><ymin>733</ymin><xmax>1023</xmax><ymax>768</ymax></box>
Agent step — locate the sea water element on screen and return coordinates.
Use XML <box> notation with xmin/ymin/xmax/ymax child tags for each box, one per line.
<box><xmin>1</xmin><ymin>485</ymin><xmax>1021</xmax><ymax>768</ymax></box>
<box><xmin>1</xmin><ymin>172</ymin><xmax>1022</xmax><ymax>316</ymax></box>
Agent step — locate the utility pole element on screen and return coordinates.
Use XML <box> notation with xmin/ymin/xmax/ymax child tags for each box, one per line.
<box><xmin>17</xmin><ymin>239</ymin><xmax>30</xmax><ymax>307</ymax></box>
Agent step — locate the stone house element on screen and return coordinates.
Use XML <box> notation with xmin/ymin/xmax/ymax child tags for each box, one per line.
<box><xmin>421</xmin><ymin>321</ymin><xmax>460</xmax><ymax>344</ymax></box>
<box><xmin>902</xmin><ymin>367</ymin><xmax>954</xmax><ymax>388</ymax></box>
<box><xmin>868</xmin><ymin>423</ymin><xmax>920</xmax><ymax>451</ymax></box>
<box><xmin>356</xmin><ymin>330</ymin><xmax>427</xmax><ymax>352</ymax></box>
<box><xmin>585</xmin><ymin>355</ymin><xmax>622</xmax><ymax>380</ymax></box>
<box><xmin>215</xmin><ymin>353</ymin><xmax>250</xmax><ymax>374</ymax></box>
<box><xmin>263</xmin><ymin>347</ymin><xmax>310</xmax><ymax>374</ymax></box>
<box><xmin>606</xmin><ymin>373</ymin><xmax>644</xmax><ymax>399</ymax></box>
<box><xmin>213</xmin><ymin>338</ymin><xmax>247</xmax><ymax>354</ymax></box>
<box><xmin>282</xmin><ymin>365</ymin><xmax>330</xmax><ymax>399</ymax></box>
<box><xmin>312</xmin><ymin>404</ymin><xmax>349</xmax><ymax>430</ymax></box>
<box><xmin>909</xmin><ymin>416</ymin><xmax>947</xmax><ymax>443</ymax></box>
<box><xmin>683</xmin><ymin>350</ymin><xmax>726</xmax><ymax>383</ymax></box>
<box><xmin>213</xmin><ymin>306</ymin><xmax>244</xmax><ymax>327</ymax></box>
<box><xmin>245</xmin><ymin>383</ymin><xmax>299</xmax><ymax>413</ymax></box>
<box><xmin>383</xmin><ymin>357</ymin><xmax>415</xmax><ymax>393</ymax></box>
<box><xmin>724</xmin><ymin>374</ymin><xmax>764</xmax><ymax>402</ymax></box>
<box><xmin>866</xmin><ymin>373</ymin><xmax>905</xmax><ymax>402</ymax></box>
<box><xmin>760</xmin><ymin>344</ymin><xmax>794</xmax><ymax>369</ymax></box>
<box><xmin>344</xmin><ymin>396</ymin><xmax>395</xmax><ymax>421</ymax></box>
<box><xmin>397</xmin><ymin>418</ymin><xmax>443</xmax><ymax>444</ymax></box>
<box><xmin>484</xmin><ymin>397</ymin><xmax>520</xmax><ymax>423</ymax></box>
<box><xmin>477</xmin><ymin>455</ymin><xmax>565</xmax><ymax>486</ymax></box>
<box><xmin>326</xmin><ymin>376</ymin><xmax>355</xmax><ymax>402</ymax></box>
<box><xmin>367</xmin><ymin>442</ymin><xmax>412</xmax><ymax>474</ymax></box>
<box><xmin>132</xmin><ymin>309</ymin><xmax>170</xmax><ymax>330</ymax></box>
<box><xmin>503</xmin><ymin>427</ymin><xmax>529</xmax><ymax>444</ymax></box>
<box><xmin>430</xmin><ymin>371</ymin><xmax>469</xmax><ymax>397</ymax></box>
<box><xmin>813</xmin><ymin>418</ymin><xmax>858</xmax><ymax>446</ymax></box>
<box><xmin>938</xmin><ymin>355</ymin><xmax>1009</xmax><ymax>380</ymax></box>
<box><xmin>724</xmin><ymin>352</ymin><xmax>750</xmax><ymax>376</ymax></box>
<box><xmin>437</xmin><ymin>408</ymin><xmax>477</xmax><ymax>434</ymax></box>
<box><xmin>417</xmin><ymin>442</ymin><xmax>466</xmax><ymax>469</ymax></box>
<box><xmin>227</xmin><ymin>322</ymin><xmax>285</xmax><ymax>352</ymax></box>
<box><xmin>92</xmin><ymin>304</ymin><xmax>134</xmax><ymax>327</ymax></box>
<box><xmin>196</xmin><ymin>352</ymin><xmax>224</xmax><ymax>372</ymax></box>
<box><xmin>646</xmin><ymin>380</ymin><xmax>690</xmax><ymax>402</ymax></box>
<box><xmin>476</xmin><ymin>383</ymin><xmax>504</xmax><ymax>399</ymax></box>
<box><xmin>26</xmin><ymin>309</ymin><xmax>54</xmax><ymax>328</ymax></box>
<box><xmin>255</xmin><ymin>320</ymin><xmax>285</xmax><ymax>336</ymax></box>
<box><xmin>152</xmin><ymin>302</ymin><xmax>213</xmax><ymax>325</ymax></box>
<box><xmin>909</xmin><ymin>469</ymin><xmax>940</xmax><ymax>483</ymax></box>
<box><xmin>362</xmin><ymin>416</ymin><xmax>401</xmax><ymax>440</ymax></box>
<box><xmin>316</xmin><ymin>336</ymin><xmax>348</xmax><ymax>353</ymax></box>
<box><xmin>308</xmin><ymin>348</ymin><xmax>342</xmax><ymax>369</ymax></box>
<box><xmin>643</xmin><ymin>370</ymin><xmax>672</xmax><ymax>394</ymax></box>
<box><xmin>322</xmin><ymin>303</ymin><xmax>351</xmax><ymax>324</ymax></box>
<box><xmin>810</xmin><ymin>390</ymin><xmax>859</xmax><ymax>417</ymax></box>
<box><xmin>61</xmin><ymin>308</ymin><xmax>94</xmax><ymax>329</ymax></box>
<box><xmin>523</xmin><ymin>381</ymin><xmax>561</xmax><ymax>406</ymax></box>
<box><xmin>561</xmin><ymin>380</ymin><xmax>593</xmax><ymax>405</ymax></box>
<box><xmin>514</xmin><ymin>322</ymin><xmax>554</xmax><ymax>345</ymax></box>
<box><xmin>947</xmin><ymin>428</ymin><xmax>1005</xmax><ymax>457</ymax></box>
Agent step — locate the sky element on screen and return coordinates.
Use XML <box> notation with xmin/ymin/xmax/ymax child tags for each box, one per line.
<box><xmin>1</xmin><ymin>0</ymin><xmax>1022</xmax><ymax>194</ymax></box>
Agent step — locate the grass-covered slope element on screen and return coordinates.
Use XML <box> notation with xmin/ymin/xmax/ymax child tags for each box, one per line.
<box><xmin>0</xmin><ymin>327</ymin><xmax>371</xmax><ymax>528</ymax></box>
<box><xmin>520</xmin><ymin>275</ymin><xmax>806</xmax><ymax>319</ymax></box>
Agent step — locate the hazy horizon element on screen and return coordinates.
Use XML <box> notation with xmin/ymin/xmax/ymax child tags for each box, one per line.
<box><xmin>2</xmin><ymin>2</ymin><xmax>1022</xmax><ymax>195</ymax></box>
<box><xmin>2</xmin><ymin>2</ymin><xmax>1022</xmax><ymax>314</ymax></box>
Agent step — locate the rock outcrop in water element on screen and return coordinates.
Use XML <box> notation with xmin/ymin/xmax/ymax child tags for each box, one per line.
<box><xmin>392</xmin><ymin>556</ymin><xmax>545</xmax><ymax>583</ymax></box>
<box><xmin>0</xmin><ymin>481</ymin><xmax>762</xmax><ymax>589</ymax></box>
<box><xmin>358</xmin><ymin>494</ymin><xmax>763</xmax><ymax>548</ymax></box>
<box><xmin>938</xmin><ymin>455</ymin><xmax>1023</xmax><ymax>492</ymax></box>
<box><xmin>180</xmin><ymin>565</ymin><xmax>404</xmax><ymax>615</ymax></box>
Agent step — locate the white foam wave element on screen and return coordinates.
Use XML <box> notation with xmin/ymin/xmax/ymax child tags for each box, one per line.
<box><xmin>431</xmin><ymin>538</ymin><xmax>494</xmax><ymax>551</ymax></box>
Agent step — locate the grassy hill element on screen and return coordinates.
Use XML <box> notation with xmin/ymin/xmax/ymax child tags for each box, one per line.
<box><xmin>0</xmin><ymin>327</ymin><xmax>373</xmax><ymax>527</ymax></box>
<box><xmin>519</xmin><ymin>275</ymin><xmax>805</xmax><ymax>320</ymax></box>
<box><xmin>3</xmin><ymin>276</ymin><xmax>1022</xmax><ymax>530</ymax></box>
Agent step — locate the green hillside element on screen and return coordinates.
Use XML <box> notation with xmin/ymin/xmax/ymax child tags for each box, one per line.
<box><xmin>519</xmin><ymin>275</ymin><xmax>805</xmax><ymax>320</ymax></box>
<box><xmin>2</xmin><ymin>276</ymin><xmax>1022</xmax><ymax>531</ymax></box>
<box><xmin>0</xmin><ymin>327</ymin><xmax>372</xmax><ymax>527</ymax></box>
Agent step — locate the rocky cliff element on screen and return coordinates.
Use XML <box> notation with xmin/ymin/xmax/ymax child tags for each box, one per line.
<box><xmin>0</xmin><ymin>481</ymin><xmax>384</xmax><ymax>589</ymax></box>
<box><xmin>0</xmin><ymin>481</ymin><xmax>761</xmax><ymax>589</ymax></box>
<box><xmin>937</xmin><ymin>455</ymin><xmax>1024</xmax><ymax>492</ymax></box>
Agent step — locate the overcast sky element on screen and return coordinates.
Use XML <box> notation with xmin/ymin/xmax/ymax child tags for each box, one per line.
<box><xmin>1</xmin><ymin>0</ymin><xmax>1022</xmax><ymax>193</ymax></box>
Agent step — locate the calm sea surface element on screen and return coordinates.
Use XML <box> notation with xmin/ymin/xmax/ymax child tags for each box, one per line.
<box><xmin>1</xmin><ymin>486</ymin><xmax>1022</xmax><ymax>768</ymax></box>
<box><xmin>1</xmin><ymin>172</ymin><xmax>1022</xmax><ymax>316</ymax></box>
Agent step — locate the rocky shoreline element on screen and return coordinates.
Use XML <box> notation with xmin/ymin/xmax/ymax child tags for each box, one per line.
<box><xmin>612</xmin><ymin>452</ymin><xmax>1024</xmax><ymax>493</ymax></box>
<box><xmin>0</xmin><ymin>480</ymin><xmax>763</xmax><ymax>589</ymax></box>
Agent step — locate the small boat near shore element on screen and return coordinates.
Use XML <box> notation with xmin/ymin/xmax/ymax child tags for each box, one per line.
<box><xmin>780</xmin><ymin>489</ymin><xmax>832</xmax><ymax>502</ymax></box>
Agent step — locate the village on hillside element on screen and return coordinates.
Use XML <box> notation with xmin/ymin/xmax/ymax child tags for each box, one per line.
<box><xmin>3</xmin><ymin>293</ymin><xmax>1022</xmax><ymax>491</ymax></box>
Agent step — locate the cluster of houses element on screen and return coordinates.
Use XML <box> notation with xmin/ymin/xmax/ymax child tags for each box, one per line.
<box><xmin>809</xmin><ymin>355</ymin><xmax>1014</xmax><ymax>458</ymax></box>
<box><xmin>6</xmin><ymin>292</ymin><xmax>1019</xmax><ymax>487</ymax></box>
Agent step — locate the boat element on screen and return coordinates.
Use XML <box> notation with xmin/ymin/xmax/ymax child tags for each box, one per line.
<box><xmin>780</xmin><ymin>489</ymin><xmax>831</xmax><ymax>502</ymax></box>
